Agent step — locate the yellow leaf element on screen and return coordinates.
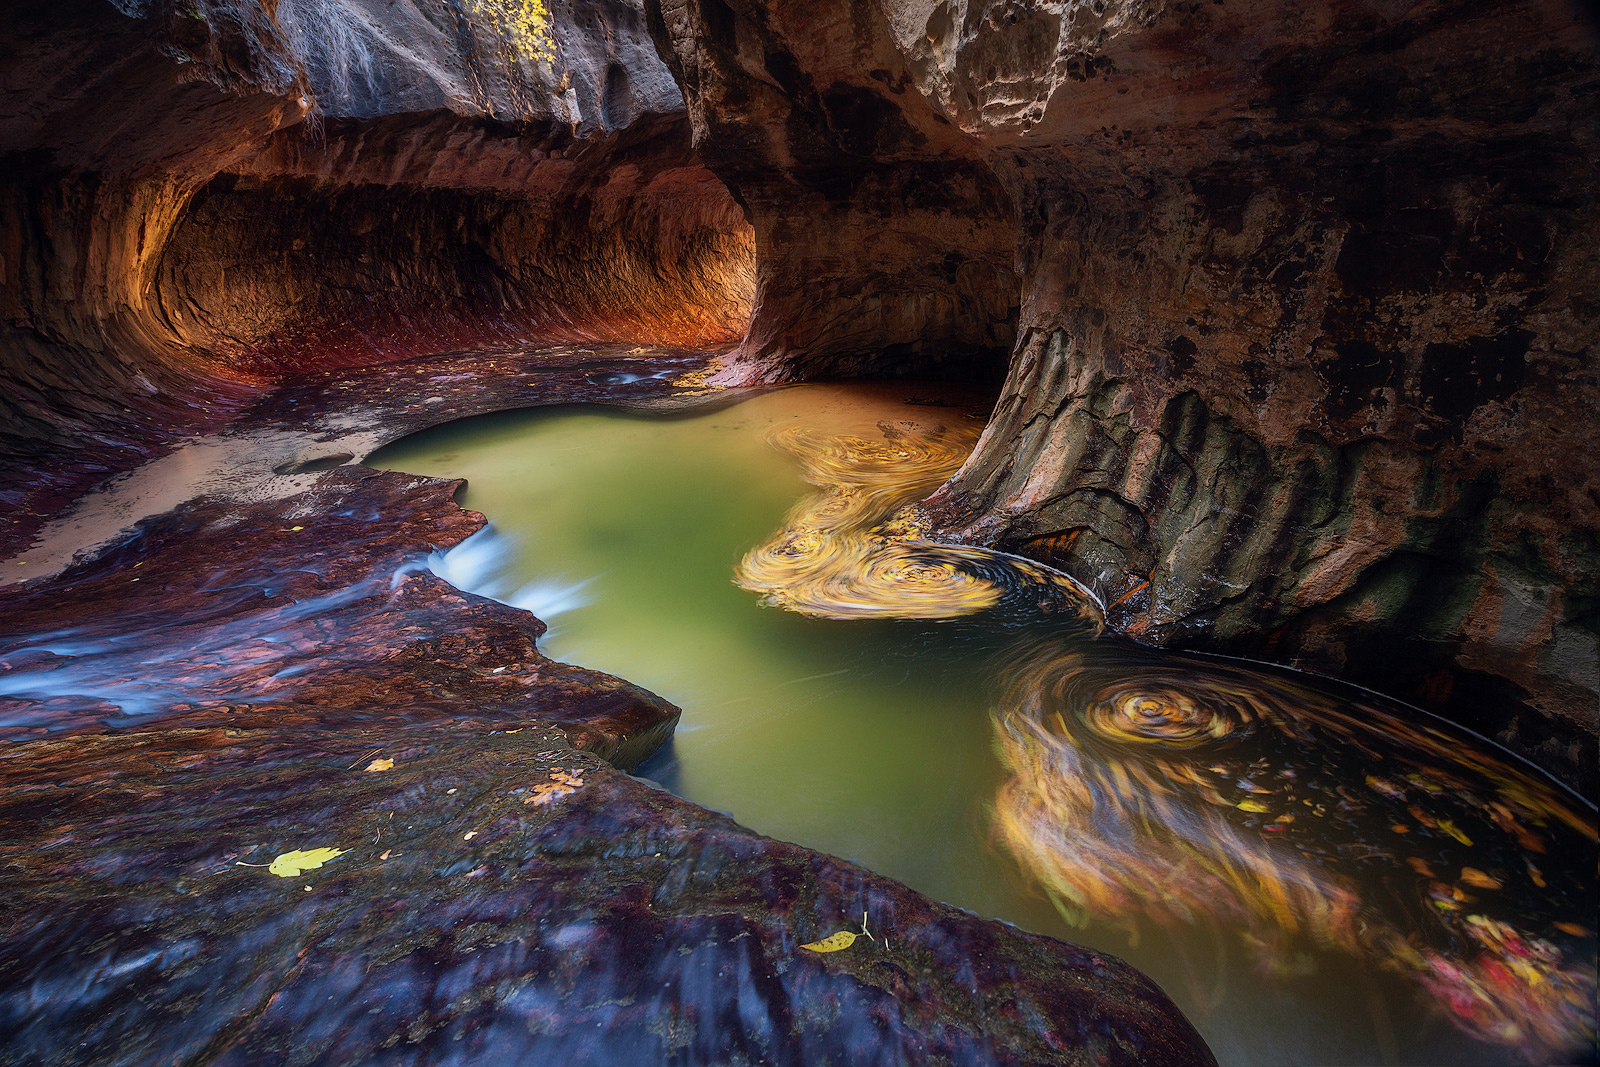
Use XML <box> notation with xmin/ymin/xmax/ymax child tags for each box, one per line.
<box><xmin>365</xmin><ymin>758</ymin><xmax>393</xmax><ymax>772</ymax></box>
<box><xmin>268</xmin><ymin>847</ymin><xmax>346</xmax><ymax>877</ymax></box>
<box><xmin>1237</xmin><ymin>799</ymin><xmax>1270</xmax><ymax>813</ymax></box>
<box><xmin>800</xmin><ymin>931</ymin><xmax>858</xmax><ymax>953</ymax></box>
<box><xmin>1437</xmin><ymin>818</ymin><xmax>1474</xmax><ymax>846</ymax></box>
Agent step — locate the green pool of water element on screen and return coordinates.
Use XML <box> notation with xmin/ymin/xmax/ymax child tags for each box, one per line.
<box><xmin>370</xmin><ymin>384</ymin><xmax>1594</xmax><ymax>1067</ymax></box>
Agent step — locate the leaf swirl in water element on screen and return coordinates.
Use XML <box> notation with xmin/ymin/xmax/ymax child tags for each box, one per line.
<box><xmin>735</xmin><ymin>425</ymin><xmax>1098</xmax><ymax>623</ymax></box>
<box><xmin>992</xmin><ymin>637</ymin><xmax>1598</xmax><ymax>1061</ymax></box>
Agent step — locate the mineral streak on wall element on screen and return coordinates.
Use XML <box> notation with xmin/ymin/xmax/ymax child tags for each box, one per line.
<box><xmin>648</xmin><ymin>0</ymin><xmax>1600</xmax><ymax>793</ymax></box>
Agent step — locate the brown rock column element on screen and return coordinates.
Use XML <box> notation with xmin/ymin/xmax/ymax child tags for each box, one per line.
<box><xmin>649</xmin><ymin>0</ymin><xmax>1019</xmax><ymax>381</ymax></box>
<box><xmin>646</xmin><ymin>0</ymin><xmax>1599</xmax><ymax>789</ymax></box>
<box><xmin>908</xmin><ymin>0</ymin><xmax>1600</xmax><ymax>789</ymax></box>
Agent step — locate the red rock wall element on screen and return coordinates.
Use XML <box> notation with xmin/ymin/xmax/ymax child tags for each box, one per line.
<box><xmin>647</xmin><ymin>0</ymin><xmax>1600</xmax><ymax>789</ymax></box>
<box><xmin>650</xmin><ymin>0</ymin><xmax>1020</xmax><ymax>381</ymax></box>
<box><xmin>3</xmin><ymin>0</ymin><xmax>1595</xmax><ymax>788</ymax></box>
<box><xmin>0</xmin><ymin>0</ymin><xmax>753</xmax><ymax>552</ymax></box>
<box><xmin>155</xmin><ymin>113</ymin><xmax>753</xmax><ymax>373</ymax></box>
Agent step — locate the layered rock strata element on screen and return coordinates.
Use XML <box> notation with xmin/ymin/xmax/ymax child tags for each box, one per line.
<box><xmin>0</xmin><ymin>354</ymin><xmax>1214</xmax><ymax>1066</ymax></box>
<box><xmin>649</xmin><ymin>0</ymin><xmax>1600</xmax><ymax>791</ymax></box>
<box><xmin>1</xmin><ymin>0</ymin><xmax>754</xmax><ymax>553</ymax></box>
<box><xmin>0</xmin><ymin>721</ymin><xmax>1213</xmax><ymax>1066</ymax></box>
<box><xmin>650</xmin><ymin>0</ymin><xmax>1020</xmax><ymax>381</ymax></box>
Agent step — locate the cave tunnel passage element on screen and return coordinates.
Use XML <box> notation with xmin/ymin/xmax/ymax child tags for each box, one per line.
<box><xmin>150</xmin><ymin>123</ymin><xmax>760</xmax><ymax>377</ymax></box>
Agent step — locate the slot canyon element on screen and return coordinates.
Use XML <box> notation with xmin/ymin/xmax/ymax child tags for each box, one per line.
<box><xmin>0</xmin><ymin>0</ymin><xmax>1595</xmax><ymax>1063</ymax></box>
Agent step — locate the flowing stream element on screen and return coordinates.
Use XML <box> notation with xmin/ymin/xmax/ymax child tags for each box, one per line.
<box><xmin>370</xmin><ymin>383</ymin><xmax>1597</xmax><ymax>1067</ymax></box>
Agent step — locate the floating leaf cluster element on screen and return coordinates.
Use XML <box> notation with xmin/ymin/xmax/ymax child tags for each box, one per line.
<box><xmin>736</xmin><ymin>424</ymin><xmax>1098</xmax><ymax>623</ymax></box>
<box><xmin>992</xmin><ymin>637</ymin><xmax>1598</xmax><ymax>1058</ymax></box>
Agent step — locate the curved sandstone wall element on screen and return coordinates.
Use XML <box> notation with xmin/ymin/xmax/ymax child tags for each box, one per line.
<box><xmin>2</xmin><ymin>0</ymin><xmax>1594</xmax><ymax>789</ymax></box>
<box><xmin>649</xmin><ymin>0</ymin><xmax>1599</xmax><ymax>789</ymax></box>
<box><xmin>0</xmin><ymin>0</ymin><xmax>754</xmax><ymax>548</ymax></box>
<box><xmin>155</xmin><ymin>113</ymin><xmax>752</xmax><ymax>372</ymax></box>
<box><xmin>649</xmin><ymin>0</ymin><xmax>1021</xmax><ymax>382</ymax></box>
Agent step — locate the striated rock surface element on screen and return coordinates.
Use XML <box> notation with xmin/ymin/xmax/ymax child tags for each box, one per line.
<box><xmin>0</xmin><ymin>463</ymin><xmax>682</xmax><ymax>764</ymax></box>
<box><xmin>647</xmin><ymin>0</ymin><xmax>1599</xmax><ymax>791</ymax></box>
<box><xmin>0</xmin><ymin>721</ymin><xmax>1214</xmax><ymax>1066</ymax></box>
<box><xmin>0</xmin><ymin>353</ymin><xmax>1215</xmax><ymax>1066</ymax></box>
<box><xmin>156</xmin><ymin>112</ymin><xmax>752</xmax><ymax>373</ymax></box>
<box><xmin>11</xmin><ymin>0</ymin><xmax>1589</xmax><ymax>790</ymax></box>
<box><xmin>911</xmin><ymin>0</ymin><xmax>1600</xmax><ymax>794</ymax></box>
<box><xmin>0</xmin><ymin>0</ymin><xmax>753</xmax><ymax>553</ymax></box>
<box><xmin>650</xmin><ymin>0</ymin><xmax>1019</xmax><ymax>381</ymax></box>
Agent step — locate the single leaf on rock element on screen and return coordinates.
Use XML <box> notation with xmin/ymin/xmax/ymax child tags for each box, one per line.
<box><xmin>268</xmin><ymin>847</ymin><xmax>347</xmax><ymax>877</ymax></box>
<box><xmin>800</xmin><ymin>931</ymin><xmax>858</xmax><ymax>953</ymax></box>
<box><xmin>365</xmin><ymin>758</ymin><xmax>394</xmax><ymax>772</ymax></box>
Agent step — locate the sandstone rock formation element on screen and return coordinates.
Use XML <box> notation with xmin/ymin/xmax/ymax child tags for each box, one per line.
<box><xmin>650</xmin><ymin>0</ymin><xmax>1599</xmax><ymax>791</ymax></box>
<box><xmin>6</xmin><ymin>0</ymin><xmax>1593</xmax><ymax>788</ymax></box>
<box><xmin>1</xmin><ymin>719</ymin><xmax>1214</xmax><ymax>1066</ymax></box>
<box><xmin>649</xmin><ymin>0</ymin><xmax>1019</xmax><ymax>381</ymax></box>
<box><xmin>1</xmin><ymin>0</ymin><xmax>753</xmax><ymax>553</ymax></box>
<box><xmin>2</xmin><ymin>0</ymin><xmax>1593</xmax><ymax>1054</ymax></box>
<box><xmin>0</xmin><ymin>356</ymin><xmax>1214</xmax><ymax>1066</ymax></box>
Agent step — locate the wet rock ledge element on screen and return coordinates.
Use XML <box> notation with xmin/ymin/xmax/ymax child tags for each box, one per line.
<box><xmin>0</xmin><ymin>722</ymin><xmax>1211</xmax><ymax>1065</ymax></box>
<box><xmin>0</xmin><ymin>356</ymin><xmax>1214</xmax><ymax>1065</ymax></box>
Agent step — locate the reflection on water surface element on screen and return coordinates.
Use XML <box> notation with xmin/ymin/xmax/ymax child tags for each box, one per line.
<box><xmin>372</xmin><ymin>384</ymin><xmax>1597</xmax><ymax>1066</ymax></box>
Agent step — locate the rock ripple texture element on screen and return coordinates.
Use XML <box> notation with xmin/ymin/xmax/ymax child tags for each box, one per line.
<box><xmin>0</xmin><ymin>724</ymin><xmax>1213</xmax><ymax>1066</ymax></box>
<box><xmin>0</xmin><ymin>365</ymin><xmax>1215</xmax><ymax>1066</ymax></box>
<box><xmin>648</xmin><ymin>0</ymin><xmax>1600</xmax><ymax>794</ymax></box>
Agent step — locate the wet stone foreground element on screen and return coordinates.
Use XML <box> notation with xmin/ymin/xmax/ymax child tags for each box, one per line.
<box><xmin>0</xmin><ymin>425</ymin><xmax>1215</xmax><ymax>1064</ymax></box>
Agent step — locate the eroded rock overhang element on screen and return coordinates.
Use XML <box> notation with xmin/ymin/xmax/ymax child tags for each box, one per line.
<box><xmin>2</xmin><ymin>0</ymin><xmax>1595</xmax><ymax>790</ymax></box>
<box><xmin>0</xmin><ymin>0</ymin><xmax>755</xmax><ymax>556</ymax></box>
<box><xmin>0</xmin><ymin>4</ymin><xmax>1229</xmax><ymax>1058</ymax></box>
<box><xmin>648</xmin><ymin>0</ymin><xmax>1600</xmax><ymax>793</ymax></box>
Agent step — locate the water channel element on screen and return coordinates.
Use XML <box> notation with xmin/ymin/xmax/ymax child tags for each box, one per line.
<box><xmin>370</xmin><ymin>383</ymin><xmax>1597</xmax><ymax>1067</ymax></box>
